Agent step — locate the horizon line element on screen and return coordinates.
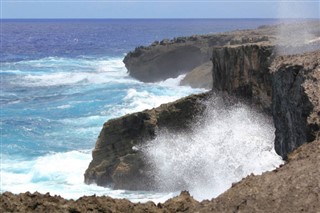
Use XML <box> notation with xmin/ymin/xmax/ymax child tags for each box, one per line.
<box><xmin>2</xmin><ymin>18</ymin><xmax>319</xmax><ymax>20</ymax></box>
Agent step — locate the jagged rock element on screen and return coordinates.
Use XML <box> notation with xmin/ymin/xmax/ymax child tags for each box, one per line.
<box><xmin>84</xmin><ymin>93</ymin><xmax>210</xmax><ymax>190</ymax></box>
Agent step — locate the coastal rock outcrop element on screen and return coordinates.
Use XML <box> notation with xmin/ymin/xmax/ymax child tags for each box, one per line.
<box><xmin>87</xmin><ymin>41</ymin><xmax>320</xmax><ymax>188</ymax></box>
<box><xmin>84</xmin><ymin>93</ymin><xmax>210</xmax><ymax>190</ymax></box>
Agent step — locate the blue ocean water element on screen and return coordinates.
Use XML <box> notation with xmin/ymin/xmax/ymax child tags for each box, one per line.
<box><xmin>1</xmin><ymin>19</ymin><xmax>280</xmax><ymax>202</ymax></box>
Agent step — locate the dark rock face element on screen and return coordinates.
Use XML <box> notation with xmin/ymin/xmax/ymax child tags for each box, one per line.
<box><xmin>211</xmin><ymin>45</ymin><xmax>319</xmax><ymax>159</ymax></box>
<box><xmin>84</xmin><ymin>93</ymin><xmax>210</xmax><ymax>190</ymax></box>
<box><xmin>271</xmin><ymin>51</ymin><xmax>320</xmax><ymax>159</ymax></box>
<box><xmin>211</xmin><ymin>44</ymin><xmax>274</xmax><ymax>112</ymax></box>
<box><xmin>272</xmin><ymin>66</ymin><xmax>314</xmax><ymax>159</ymax></box>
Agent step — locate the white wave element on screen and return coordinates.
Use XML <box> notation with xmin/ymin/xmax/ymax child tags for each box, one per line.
<box><xmin>95</xmin><ymin>58</ymin><xmax>125</xmax><ymax>73</ymax></box>
<box><xmin>155</xmin><ymin>74</ymin><xmax>187</xmax><ymax>87</ymax></box>
<box><xmin>9</xmin><ymin>57</ymin><xmax>137</xmax><ymax>87</ymax></box>
<box><xmin>123</xmin><ymin>88</ymin><xmax>179</xmax><ymax>113</ymax></box>
<box><xmin>107</xmin><ymin>86</ymin><xmax>202</xmax><ymax>117</ymax></box>
<box><xmin>0</xmin><ymin>69</ymin><xmax>24</xmax><ymax>74</ymax></box>
<box><xmin>104</xmin><ymin>74</ymin><xmax>206</xmax><ymax>116</ymax></box>
<box><xmin>56</xmin><ymin>104</ymin><xmax>72</xmax><ymax>109</ymax></box>
<box><xmin>141</xmin><ymin>95</ymin><xmax>283</xmax><ymax>201</ymax></box>
<box><xmin>0</xmin><ymin>151</ymin><xmax>176</xmax><ymax>203</ymax></box>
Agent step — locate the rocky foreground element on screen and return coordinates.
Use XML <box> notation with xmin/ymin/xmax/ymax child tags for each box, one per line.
<box><xmin>1</xmin><ymin>23</ymin><xmax>320</xmax><ymax>212</ymax></box>
<box><xmin>1</xmin><ymin>138</ymin><xmax>319</xmax><ymax>212</ymax></box>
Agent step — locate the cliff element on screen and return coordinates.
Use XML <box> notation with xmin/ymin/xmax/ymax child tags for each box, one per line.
<box><xmin>271</xmin><ymin>51</ymin><xmax>320</xmax><ymax>159</ymax></box>
<box><xmin>211</xmin><ymin>45</ymin><xmax>319</xmax><ymax>159</ymax></box>
<box><xmin>124</xmin><ymin>21</ymin><xmax>319</xmax><ymax>86</ymax></box>
<box><xmin>86</xmin><ymin>41</ymin><xmax>320</xmax><ymax>189</ymax></box>
<box><xmin>85</xmin><ymin>43</ymin><xmax>319</xmax><ymax>195</ymax></box>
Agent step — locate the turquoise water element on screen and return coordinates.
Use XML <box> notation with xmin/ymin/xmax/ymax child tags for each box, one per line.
<box><xmin>1</xmin><ymin>19</ymin><xmax>279</xmax><ymax>202</ymax></box>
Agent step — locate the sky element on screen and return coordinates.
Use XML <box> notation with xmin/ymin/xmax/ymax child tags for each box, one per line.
<box><xmin>1</xmin><ymin>0</ymin><xmax>319</xmax><ymax>19</ymax></box>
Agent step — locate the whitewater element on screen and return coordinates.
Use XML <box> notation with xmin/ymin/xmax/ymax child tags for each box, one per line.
<box><xmin>1</xmin><ymin>19</ymin><xmax>282</xmax><ymax>203</ymax></box>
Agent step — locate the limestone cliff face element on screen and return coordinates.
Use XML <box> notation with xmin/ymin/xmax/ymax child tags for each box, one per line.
<box><xmin>211</xmin><ymin>45</ymin><xmax>319</xmax><ymax>159</ymax></box>
<box><xmin>211</xmin><ymin>45</ymin><xmax>274</xmax><ymax>112</ymax></box>
<box><xmin>271</xmin><ymin>52</ymin><xmax>320</xmax><ymax>159</ymax></box>
<box><xmin>84</xmin><ymin>93</ymin><xmax>209</xmax><ymax>190</ymax></box>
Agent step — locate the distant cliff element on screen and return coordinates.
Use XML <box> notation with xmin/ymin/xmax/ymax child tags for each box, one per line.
<box><xmin>123</xmin><ymin>27</ymin><xmax>274</xmax><ymax>83</ymax></box>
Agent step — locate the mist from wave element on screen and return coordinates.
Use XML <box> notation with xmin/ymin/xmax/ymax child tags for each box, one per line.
<box><xmin>141</xmin><ymin>95</ymin><xmax>283</xmax><ymax>200</ymax></box>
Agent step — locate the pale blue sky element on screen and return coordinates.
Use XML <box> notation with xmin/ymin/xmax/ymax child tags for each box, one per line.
<box><xmin>1</xmin><ymin>1</ymin><xmax>319</xmax><ymax>19</ymax></box>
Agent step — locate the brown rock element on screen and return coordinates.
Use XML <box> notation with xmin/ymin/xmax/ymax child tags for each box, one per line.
<box><xmin>180</xmin><ymin>61</ymin><xmax>213</xmax><ymax>89</ymax></box>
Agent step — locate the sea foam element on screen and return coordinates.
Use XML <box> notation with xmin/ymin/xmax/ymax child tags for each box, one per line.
<box><xmin>142</xmin><ymin>95</ymin><xmax>283</xmax><ymax>200</ymax></box>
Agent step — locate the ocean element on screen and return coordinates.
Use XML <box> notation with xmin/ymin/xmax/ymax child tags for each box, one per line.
<box><xmin>1</xmin><ymin>19</ymin><xmax>282</xmax><ymax>202</ymax></box>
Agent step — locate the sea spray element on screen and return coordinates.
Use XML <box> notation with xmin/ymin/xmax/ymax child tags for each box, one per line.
<box><xmin>141</xmin><ymin>94</ymin><xmax>283</xmax><ymax>200</ymax></box>
<box><xmin>275</xmin><ymin>2</ymin><xmax>320</xmax><ymax>55</ymax></box>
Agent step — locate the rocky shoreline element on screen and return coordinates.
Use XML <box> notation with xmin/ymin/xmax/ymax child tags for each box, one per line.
<box><xmin>2</xmin><ymin>138</ymin><xmax>319</xmax><ymax>212</ymax></box>
<box><xmin>1</xmin><ymin>22</ymin><xmax>320</xmax><ymax>212</ymax></box>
